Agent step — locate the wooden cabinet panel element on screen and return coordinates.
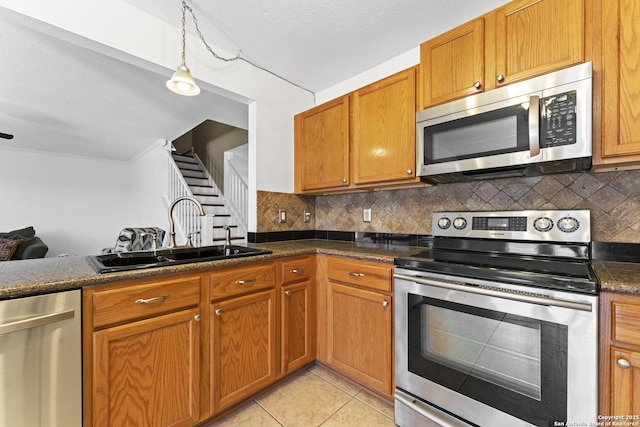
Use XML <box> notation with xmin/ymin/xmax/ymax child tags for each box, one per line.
<box><xmin>327</xmin><ymin>283</ymin><xmax>393</xmax><ymax>396</ymax></box>
<box><xmin>294</xmin><ymin>96</ymin><xmax>350</xmax><ymax>192</ymax></box>
<box><xmin>281</xmin><ymin>256</ymin><xmax>313</xmax><ymax>284</ymax></box>
<box><xmin>210</xmin><ymin>262</ymin><xmax>276</xmax><ymax>300</ymax></box>
<box><xmin>610</xmin><ymin>347</ymin><xmax>640</xmax><ymax>416</ymax></box>
<box><xmin>92</xmin><ymin>274</ymin><xmax>201</xmax><ymax>328</ymax></box>
<box><xmin>493</xmin><ymin>0</ymin><xmax>584</xmax><ymax>86</ymax></box>
<box><xmin>92</xmin><ymin>308</ymin><xmax>201</xmax><ymax>427</ymax></box>
<box><xmin>352</xmin><ymin>68</ymin><xmax>417</xmax><ymax>184</ymax></box>
<box><xmin>211</xmin><ymin>289</ymin><xmax>277</xmax><ymax>411</ymax></box>
<box><xmin>597</xmin><ymin>0</ymin><xmax>640</xmax><ymax>164</ymax></box>
<box><xmin>281</xmin><ymin>280</ymin><xmax>316</xmax><ymax>373</ymax></box>
<box><xmin>420</xmin><ymin>18</ymin><xmax>484</xmax><ymax>108</ymax></box>
<box><xmin>327</xmin><ymin>256</ymin><xmax>392</xmax><ymax>293</ymax></box>
<box><xmin>612</xmin><ymin>300</ymin><xmax>640</xmax><ymax>344</ymax></box>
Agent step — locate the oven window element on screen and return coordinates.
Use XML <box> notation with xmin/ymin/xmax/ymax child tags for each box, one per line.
<box><xmin>408</xmin><ymin>295</ymin><xmax>567</xmax><ymax>426</ymax></box>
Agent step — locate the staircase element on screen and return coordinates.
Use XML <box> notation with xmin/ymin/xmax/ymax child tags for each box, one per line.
<box><xmin>171</xmin><ymin>151</ymin><xmax>246</xmax><ymax>245</ymax></box>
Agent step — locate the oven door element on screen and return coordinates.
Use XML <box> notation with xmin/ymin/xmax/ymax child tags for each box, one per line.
<box><xmin>394</xmin><ymin>268</ymin><xmax>598</xmax><ymax>427</ymax></box>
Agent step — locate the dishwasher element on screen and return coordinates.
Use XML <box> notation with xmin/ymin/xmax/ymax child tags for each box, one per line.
<box><xmin>0</xmin><ymin>289</ymin><xmax>82</xmax><ymax>427</ymax></box>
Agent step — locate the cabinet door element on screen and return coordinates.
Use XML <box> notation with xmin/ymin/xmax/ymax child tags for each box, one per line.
<box><xmin>281</xmin><ymin>280</ymin><xmax>316</xmax><ymax>374</ymax></box>
<box><xmin>294</xmin><ymin>96</ymin><xmax>350</xmax><ymax>192</ymax></box>
<box><xmin>327</xmin><ymin>282</ymin><xmax>392</xmax><ymax>396</ymax></box>
<box><xmin>92</xmin><ymin>308</ymin><xmax>201</xmax><ymax>427</ymax></box>
<box><xmin>352</xmin><ymin>68</ymin><xmax>417</xmax><ymax>185</ymax></box>
<box><xmin>211</xmin><ymin>289</ymin><xmax>277</xmax><ymax>412</ymax></box>
<box><xmin>599</xmin><ymin>0</ymin><xmax>640</xmax><ymax>160</ymax></box>
<box><xmin>493</xmin><ymin>0</ymin><xmax>584</xmax><ymax>86</ymax></box>
<box><xmin>420</xmin><ymin>18</ymin><xmax>484</xmax><ymax>108</ymax></box>
<box><xmin>610</xmin><ymin>348</ymin><xmax>640</xmax><ymax>415</ymax></box>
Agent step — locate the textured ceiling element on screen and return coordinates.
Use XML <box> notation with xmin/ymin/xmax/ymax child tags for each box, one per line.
<box><xmin>0</xmin><ymin>0</ymin><xmax>509</xmax><ymax>161</ymax></box>
<box><xmin>127</xmin><ymin>0</ymin><xmax>509</xmax><ymax>93</ymax></box>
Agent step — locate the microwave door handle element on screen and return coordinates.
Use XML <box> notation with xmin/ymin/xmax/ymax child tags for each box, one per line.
<box><xmin>528</xmin><ymin>95</ymin><xmax>540</xmax><ymax>157</ymax></box>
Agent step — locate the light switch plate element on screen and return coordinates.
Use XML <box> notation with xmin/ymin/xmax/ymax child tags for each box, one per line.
<box><xmin>363</xmin><ymin>208</ymin><xmax>372</xmax><ymax>223</ymax></box>
<box><xmin>279</xmin><ymin>210</ymin><xmax>287</xmax><ymax>223</ymax></box>
<box><xmin>303</xmin><ymin>210</ymin><xmax>311</xmax><ymax>223</ymax></box>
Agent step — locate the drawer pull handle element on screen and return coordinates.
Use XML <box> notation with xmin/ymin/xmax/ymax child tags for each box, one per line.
<box><xmin>235</xmin><ymin>278</ymin><xmax>256</xmax><ymax>285</ymax></box>
<box><xmin>382</xmin><ymin>301</ymin><xmax>389</xmax><ymax>307</ymax></box>
<box><xmin>215</xmin><ymin>309</ymin><xmax>222</xmax><ymax>316</ymax></box>
<box><xmin>347</xmin><ymin>272</ymin><xmax>365</xmax><ymax>277</ymax></box>
<box><xmin>135</xmin><ymin>295</ymin><xmax>169</xmax><ymax>304</ymax></box>
<box><xmin>285</xmin><ymin>290</ymin><xmax>292</xmax><ymax>296</ymax></box>
<box><xmin>617</xmin><ymin>358</ymin><xmax>631</xmax><ymax>369</ymax></box>
<box><xmin>290</xmin><ymin>268</ymin><xmax>304</xmax><ymax>273</ymax></box>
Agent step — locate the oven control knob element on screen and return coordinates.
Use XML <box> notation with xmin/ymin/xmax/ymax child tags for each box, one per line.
<box><xmin>437</xmin><ymin>217</ymin><xmax>451</xmax><ymax>229</ymax></box>
<box><xmin>453</xmin><ymin>217</ymin><xmax>467</xmax><ymax>230</ymax></box>
<box><xmin>557</xmin><ymin>217</ymin><xmax>580</xmax><ymax>233</ymax></box>
<box><xmin>533</xmin><ymin>217</ymin><xmax>553</xmax><ymax>232</ymax></box>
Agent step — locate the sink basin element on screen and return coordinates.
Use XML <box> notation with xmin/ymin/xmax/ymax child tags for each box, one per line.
<box><xmin>87</xmin><ymin>245</ymin><xmax>272</xmax><ymax>274</ymax></box>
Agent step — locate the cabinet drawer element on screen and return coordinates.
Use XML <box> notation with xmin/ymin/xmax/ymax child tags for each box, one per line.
<box><xmin>327</xmin><ymin>257</ymin><xmax>392</xmax><ymax>292</ymax></box>
<box><xmin>281</xmin><ymin>256</ymin><xmax>313</xmax><ymax>284</ymax></box>
<box><xmin>612</xmin><ymin>301</ymin><xmax>640</xmax><ymax>345</ymax></box>
<box><xmin>92</xmin><ymin>275</ymin><xmax>201</xmax><ymax>328</ymax></box>
<box><xmin>211</xmin><ymin>262</ymin><xmax>276</xmax><ymax>300</ymax></box>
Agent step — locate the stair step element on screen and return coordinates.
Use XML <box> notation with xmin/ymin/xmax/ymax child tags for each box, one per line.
<box><xmin>181</xmin><ymin>170</ymin><xmax>206</xmax><ymax>178</ymax></box>
<box><xmin>213</xmin><ymin>225</ymin><xmax>238</xmax><ymax>229</ymax></box>
<box><xmin>212</xmin><ymin>236</ymin><xmax>245</xmax><ymax>242</ymax></box>
<box><xmin>172</xmin><ymin>154</ymin><xmax>197</xmax><ymax>163</ymax></box>
<box><xmin>186</xmin><ymin>177</ymin><xmax>209</xmax><ymax>186</ymax></box>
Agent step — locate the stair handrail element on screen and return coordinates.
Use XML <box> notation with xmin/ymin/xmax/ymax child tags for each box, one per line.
<box><xmin>223</xmin><ymin>154</ymin><xmax>249</xmax><ymax>228</ymax></box>
<box><xmin>166</xmin><ymin>150</ymin><xmax>208</xmax><ymax>247</ymax></box>
<box><xmin>191</xmin><ymin>151</ymin><xmax>248</xmax><ymax>239</ymax></box>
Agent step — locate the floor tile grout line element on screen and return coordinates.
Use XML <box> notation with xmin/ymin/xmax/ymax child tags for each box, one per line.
<box><xmin>317</xmin><ymin>394</ymin><xmax>356</xmax><ymax>427</ymax></box>
<box><xmin>253</xmin><ymin>398</ymin><xmax>287</xmax><ymax>426</ymax></box>
<box><xmin>308</xmin><ymin>367</ymin><xmax>394</xmax><ymax>420</ymax></box>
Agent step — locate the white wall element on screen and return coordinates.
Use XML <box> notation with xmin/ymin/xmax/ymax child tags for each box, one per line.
<box><xmin>0</xmin><ymin>0</ymin><xmax>315</xmax><ymax>232</ymax></box>
<box><xmin>0</xmin><ymin>147</ymin><xmax>132</xmax><ymax>256</ymax></box>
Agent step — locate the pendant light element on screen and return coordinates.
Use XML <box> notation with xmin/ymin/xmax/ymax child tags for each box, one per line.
<box><xmin>166</xmin><ymin>1</ymin><xmax>200</xmax><ymax>96</ymax></box>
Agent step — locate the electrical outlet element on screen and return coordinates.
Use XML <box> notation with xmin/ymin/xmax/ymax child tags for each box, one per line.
<box><xmin>278</xmin><ymin>210</ymin><xmax>287</xmax><ymax>223</ymax></box>
<box><xmin>363</xmin><ymin>208</ymin><xmax>372</xmax><ymax>223</ymax></box>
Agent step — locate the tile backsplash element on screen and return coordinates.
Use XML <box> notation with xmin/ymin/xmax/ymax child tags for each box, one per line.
<box><xmin>258</xmin><ymin>170</ymin><xmax>640</xmax><ymax>242</ymax></box>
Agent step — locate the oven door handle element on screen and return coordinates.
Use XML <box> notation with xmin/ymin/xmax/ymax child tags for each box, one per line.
<box><xmin>394</xmin><ymin>273</ymin><xmax>593</xmax><ymax>312</ymax></box>
<box><xmin>395</xmin><ymin>389</ymin><xmax>473</xmax><ymax>427</ymax></box>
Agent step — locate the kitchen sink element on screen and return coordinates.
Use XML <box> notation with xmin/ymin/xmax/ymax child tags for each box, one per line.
<box><xmin>87</xmin><ymin>245</ymin><xmax>272</xmax><ymax>274</ymax></box>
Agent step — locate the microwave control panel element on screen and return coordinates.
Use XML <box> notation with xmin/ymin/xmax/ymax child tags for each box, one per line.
<box><xmin>540</xmin><ymin>90</ymin><xmax>577</xmax><ymax>148</ymax></box>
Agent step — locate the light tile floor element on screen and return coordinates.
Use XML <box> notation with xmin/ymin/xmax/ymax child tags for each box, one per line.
<box><xmin>209</xmin><ymin>365</ymin><xmax>396</xmax><ymax>427</ymax></box>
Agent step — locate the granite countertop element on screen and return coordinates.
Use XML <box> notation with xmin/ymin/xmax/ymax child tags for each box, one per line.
<box><xmin>592</xmin><ymin>260</ymin><xmax>640</xmax><ymax>294</ymax></box>
<box><xmin>3</xmin><ymin>238</ymin><xmax>638</xmax><ymax>299</ymax></box>
<box><xmin>0</xmin><ymin>239</ymin><xmax>423</xmax><ymax>299</ymax></box>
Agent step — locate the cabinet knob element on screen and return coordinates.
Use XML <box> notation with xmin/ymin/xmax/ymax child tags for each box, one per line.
<box><xmin>194</xmin><ymin>314</ymin><xmax>201</xmax><ymax>321</ymax></box>
<box><xmin>342</xmin><ymin>178</ymin><xmax>347</xmax><ymax>184</ymax></box>
<box><xmin>406</xmin><ymin>169</ymin><xmax>412</xmax><ymax>175</ymax></box>
<box><xmin>497</xmin><ymin>74</ymin><xmax>505</xmax><ymax>83</ymax></box>
<box><xmin>215</xmin><ymin>309</ymin><xmax>222</xmax><ymax>316</ymax></box>
<box><xmin>617</xmin><ymin>358</ymin><xmax>631</xmax><ymax>369</ymax></box>
<box><xmin>285</xmin><ymin>290</ymin><xmax>292</xmax><ymax>296</ymax></box>
<box><xmin>382</xmin><ymin>301</ymin><xmax>389</xmax><ymax>307</ymax></box>
<box><xmin>474</xmin><ymin>81</ymin><xmax>482</xmax><ymax>89</ymax></box>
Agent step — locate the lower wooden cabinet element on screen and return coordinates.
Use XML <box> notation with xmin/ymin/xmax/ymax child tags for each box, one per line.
<box><xmin>281</xmin><ymin>279</ymin><xmax>315</xmax><ymax>373</ymax></box>
<box><xmin>211</xmin><ymin>289</ymin><xmax>277</xmax><ymax>412</ymax></box>
<box><xmin>326</xmin><ymin>282</ymin><xmax>393</xmax><ymax>396</ymax></box>
<box><xmin>600</xmin><ymin>292</ymin><xmax>640</xmax><ymax>416</ymax></box>
<box><xmin>84</xmin><ymin>273</ymin><xmax>203</xmax><ymax>427</ymax></box>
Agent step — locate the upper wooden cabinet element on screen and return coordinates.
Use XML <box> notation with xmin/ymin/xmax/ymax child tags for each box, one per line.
<box><xmin>492</xmin><ymin>0</ymin><xmax>585</xmax><ymax>87</ymax></box>
<box><xmin>294</xmin><ymin>67</ymin><xmax>420</xmax><ymax>193</ymax></box>
<box><xmin>420</xmin><ymin>18</ymin><xmax>485</xmax><ymax>107</ymax></box>
<box><xmin>352</xmin><ymin>68</ymin><xmax>417</xmax><ymax>185</ymax></box>
<box><xmin>294</xmin><ymin>96</ymin><xmax>350</xmax><ymax>191</ymax></box>
<box><xmin>593</xmin><ymin>0</ymin><xmax>640</xmax><ymax>169</ymax></box>
<box><xmin>420</xmin><ymin>0</ymin><xmax>587</xmax><ymax>108</ymax></box>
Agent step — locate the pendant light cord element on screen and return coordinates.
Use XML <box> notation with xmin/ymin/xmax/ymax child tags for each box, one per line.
<box><xmin>181</xmin><ymin>0</ymin><xmax>316</xmax><ymax>100</ymax></box>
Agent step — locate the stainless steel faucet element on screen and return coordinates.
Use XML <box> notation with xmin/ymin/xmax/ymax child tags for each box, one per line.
<box><xmin>224</xmin><ymin>226</ymin><xmax>232</xmax><ymax>247</ymax></box>
<box><xmin>168</xmin><ymin>196</ymin><xmax>206</xmax><ymax>248</ymax></box>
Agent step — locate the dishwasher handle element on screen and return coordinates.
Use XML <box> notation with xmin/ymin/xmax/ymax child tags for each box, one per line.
<box><xmin>0</xmin><ymin>308</ymin><xmax>75</xmax><ymax>335</ymax></box>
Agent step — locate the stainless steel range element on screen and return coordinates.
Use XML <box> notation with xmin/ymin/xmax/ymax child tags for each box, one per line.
<box><xmin>394</xmin><ymin>210</ymin><xmax>598</xmax><ymax>427</ymax></box>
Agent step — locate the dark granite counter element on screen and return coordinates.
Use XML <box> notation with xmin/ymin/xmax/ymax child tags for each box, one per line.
<box><xmin>0</xmin><ymin>239</ymin><xmax>423</xmax><ymax>299</ymax></box>
<box><xmin>593</xmin><ymin>261</ymin><xmax>640</xmax><ymax>295</ymax></box>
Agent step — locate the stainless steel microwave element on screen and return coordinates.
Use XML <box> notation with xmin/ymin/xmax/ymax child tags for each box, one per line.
<box><xmin>416</xmin><ymin>62</ymin><xmax>592</xmax><ymax>184</ymax></box>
